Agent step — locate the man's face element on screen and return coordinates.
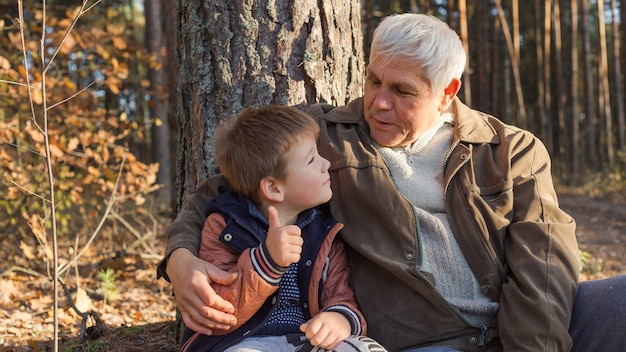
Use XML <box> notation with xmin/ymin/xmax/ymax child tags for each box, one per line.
<box><xmin>364</xmin><ymin>58</ymin><xmax>446</xmax><ymax>148</ymax></box>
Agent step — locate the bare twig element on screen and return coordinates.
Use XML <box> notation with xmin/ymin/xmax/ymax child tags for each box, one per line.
<box><xmin>0</xmin><ymin>265</ymin><xmax>47</xmax><ymax>278</ymax></box>
<box><xmin>0</xmin><ymin>139</ymin><xmax>45</xmax><ymax>157</ymax></box>
<box><xmin>58</xmin><ymin>278</ymin><xmax>105</xmax><ymax>342</ymax></box>
<box><xmin>44</xmin><ymin>0</ymin><xmax>103</xmax><ymax>74</ymax></box>
<box><xmin>109</xmin><ymin>210</ymin><xmax>159</xmax><ymax>255</ymax></box>
<box><xmin>47</xmin><ymin>81</ymin><xmax>96</xmax><ymax>110</ymax></box>
<box><xmin>0</xmin><ymin>79</ymin><xmax>31</xmax><ymax>88</ymax></box>
<box><xmin>56</xmin><ymin>154</ymin><xmax>128</xmax><ymax>276</ymax></box>
<box><xmin>10</xmin><ymin>179</ymin><xmax>49</xmax><ymax>201</ymax></box>
<box><xmin>17</xmin><ymin>0</ymin><xmax>39</xmax><ymax>133</ymax></box>
<box><xmin>44</xmin><ymin>3</ymin><xmax>86</xmax><ymax>75</ymax></box>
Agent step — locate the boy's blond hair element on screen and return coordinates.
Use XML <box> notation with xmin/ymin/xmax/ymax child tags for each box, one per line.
<box><xmin>214</xmin><ymin>105</ymin><xmax>320</xmax><ymax>202</ymax></box>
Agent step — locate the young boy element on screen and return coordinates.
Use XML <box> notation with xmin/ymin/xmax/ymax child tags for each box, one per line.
<box><xmin>179</xmin><ymin>106</ymin><xmax>385</xmax><ymax>352</ymax></box>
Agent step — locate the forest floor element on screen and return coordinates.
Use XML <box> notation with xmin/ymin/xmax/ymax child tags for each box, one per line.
<box><xmin>1</xmin><ymin>188</ymin><xmax>625</xmax><ymax>352</ymax></box>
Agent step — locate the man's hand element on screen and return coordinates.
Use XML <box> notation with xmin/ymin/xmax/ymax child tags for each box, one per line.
<box><xmin>300</xmin><ymin>311</ymin><xmax>352</xmax><ymax>350</ymax></box>
<box><xmin>264</xmin><ymin>206</ymin><xmax>303</xmax><ymax>267</ymax></box>
<box><xmin>166</xmin><ymin>248</ymin><xmax>238</xmax><ymax>335</ymax></box>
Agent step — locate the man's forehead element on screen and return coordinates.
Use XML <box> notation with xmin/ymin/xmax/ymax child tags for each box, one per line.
<box><xmin>366</xmin><ymin>60</ymin><xmax>426</xmax><ymax>85</ymax></box>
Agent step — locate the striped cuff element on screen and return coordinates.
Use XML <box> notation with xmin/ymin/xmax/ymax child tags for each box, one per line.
<box><xmin>325</xmin><ymin>304</ymin><xmax>363</xmax><ymax>335</ymax></box>
<box><xmin>250</xmin><ymin>242</ymin><xmax>288</xmax><ymax>286</ymax></box>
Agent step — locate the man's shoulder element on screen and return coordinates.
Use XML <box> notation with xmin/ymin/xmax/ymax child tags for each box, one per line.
<box><xmin>307</xmin><ymin>97</ymin><xmax>364</xmax><ymax>124</ymax></box>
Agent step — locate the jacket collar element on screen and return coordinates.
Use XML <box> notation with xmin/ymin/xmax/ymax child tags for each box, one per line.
<box><xmin>211</xmin><ymin>190</ymin><xmax>321</xmax><ymax>229</ymax></box>
<box><xmin>453</xmin><ymin>98</ymin><xmax>500</xmax><ymax>145</ymax></box>
<box><xmin>320</xmin><ymin>97</ymin><xmax>501</xmax><ymax>146</ymax></box>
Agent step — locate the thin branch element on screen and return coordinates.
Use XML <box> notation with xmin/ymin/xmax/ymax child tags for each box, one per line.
<box><xmin>109</xmin><ymin>210</ymin><xmax>159</xmax><ymax>255</ymax></box>
<box><xmin>0</xmin><ymin>139</ymin><xmax>45</xmax><ymax>157</ymax></box>
<box><xmin>10</xmin><ymin>179</ymin><xmax>49</xmax><ymax>202</ymax></box>
<box><xmin>47</xmin><ymin>81</ymin><xmax>96</xmax><ymax>110</ymax></box>
<box><xmin>44</xmin><ymin>4</ymin><xmax>87</xmax><ymax>75</ymax></box>
<box><xmin>43</xmin><ymin>0</ymin><xmax>103</xmax><ymax>75</ymax></box>
<box><xmin>84</xmin><ymin>0</ymin><xmax>104</xmax><ymax>14</ymax></box>
<box><xmin>0</xmin><ymin>265</ymin><xmax>47</xmax><ymax>279</ymax></box>
<box><xmin>17</xmin><ymin>0</ymin><xmax>39</xmax><ymax>132</ymax></box>
<box><xmin>0</xmin><ymin>79</ymin><xmax>31</xmax><ymax>88</ymax></box>
<box><xmin>56</xmin><ymin>154</ymin><xmax>128</xmax><ymax>277</ymax></box>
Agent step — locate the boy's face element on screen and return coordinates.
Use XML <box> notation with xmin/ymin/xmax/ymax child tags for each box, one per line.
<box><xmin>279</xmin><ymin>135</ymin><xmax>332</xmax><ymax>212</ymax></box>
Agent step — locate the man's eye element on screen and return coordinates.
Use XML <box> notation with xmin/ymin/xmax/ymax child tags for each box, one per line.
<box><xmin>398</xmin><ymin>89</ymin><xmax>416</xmax><ymax>96</ymax></box>
<box><xmin>367</xmin><ymin>75</ymin><xmax>380</xmax><ymax>85</ymax></box>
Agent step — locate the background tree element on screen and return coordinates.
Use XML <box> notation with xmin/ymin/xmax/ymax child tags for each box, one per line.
<box><xmin>145</xmin><ymin>0</ymin><xmax>172</xmax><ymax>210</ymax></box>
<box><xmin>569</xmin><ymin>0</ymin><xmax>581</xmax><ymax>178</ymax></box>
<box><xmin>610</xmin><ymin>0</ymin><xmax>625</xmax><ymax>157</ymax></box>
<box><xmin>597</xmin><ymin>0</ymin><xmax>614</xmax><ymax>168</ymax></box>
<box><xmin>581</xmin><ymin>0</ymin><xmax>598</xmax><ymax>171</ymax></box>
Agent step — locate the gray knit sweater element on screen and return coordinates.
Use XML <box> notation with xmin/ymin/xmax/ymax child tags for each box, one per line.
<box><xmin>377</xmin><ymin>113</ymin><xmax>499</xmax><ymax>328</ymax></box>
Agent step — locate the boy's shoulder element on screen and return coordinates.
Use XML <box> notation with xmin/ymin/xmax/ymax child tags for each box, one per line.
<box><xmin>209</xmin><ymin>191</ymin><xmax>251</xmax><ymax>218</ymax></box>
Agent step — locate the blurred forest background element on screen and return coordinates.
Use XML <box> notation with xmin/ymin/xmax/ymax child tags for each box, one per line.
<box><xmin>1</xmin><ymin>0</ymin><xmax>625</xmax><ymax>351</ymax></box>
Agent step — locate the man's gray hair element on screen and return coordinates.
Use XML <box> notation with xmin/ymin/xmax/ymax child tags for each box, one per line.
<box><xmin>369</xmin><ymin>13</ymin><xmax>467</xmax><ymax>95</ymax></box>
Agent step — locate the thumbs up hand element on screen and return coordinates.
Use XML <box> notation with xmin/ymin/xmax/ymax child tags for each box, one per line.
<box><xmin>265</xmin><ymin>206</ymin><xmax>303</xmax><ymax>267</ymax></box>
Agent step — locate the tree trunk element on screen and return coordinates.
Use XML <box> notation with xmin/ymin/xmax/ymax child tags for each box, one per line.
<box><xmin>570</xmin><ymin>0</ymin><xmax>581</xmax><ymax>178</ymax></box>
<box><xmin>534</xmin><ymin>0</ymin><xmax>546</xmax><ymax>137</ymax></box>
<box><xmin>581</xmin><ymin>0</ymin><xmax>598</xmax><ymax>171</ymax></box>
<box><xmin>447</xmin><ymin>0</ymin><xmax>455</xmax><ymax>29</ymax></box>
<box><xmin>176</xmin><ymin>0</ymin><xmax>364</xmax><ymax>209</ymax></box>
<box><xmin>458</xmin><ymin>0</ymin><xmax>472</xmax><ymax>107</ymax></box>
<box><xmin>145</xmin><ymin>0</ymin><xmax>173</xmax><ymax>210</ymax></box>
<box><xmin>552</xmin><ymin>0</ymin><xmax>567</xmax><ymax>178</ymax></box>
<box><xmin>621</xmin><ymin>0</ymin><xmax>626</xmax><ymax>144</ymax></box>
<box><xmin>543</xmin><ymin>0</ymin><xmax>553</xmax><ymax>153</ymax></box>
<box><xmin>419</xmin><ymin>0</ymin><xmax>431</xmax><ymax>14</ymax></box>
<box><xmin>512</xmin><ymin>0</ymin><xmax>520</xmax><ymax>64</ymax></box>
<box><xmin>610</xmin><ymin>0</ymin><xmax>625</xmax><ymax>156</ymax></box>
<box><xmin>494</xmin><ymin>0</ymin><xmax>527</xmax><ymax>128</ymax></box>
<box><xmin>597</xmin><ymin>0</ymin><xmax>614</xmax><ymax>167</ymax></box>
<box><xmin>474</xmin><ymin>0</ymin><xmax>489</xmax><ymax>113</ymax></box>
<box><xmin>491</xmin><ymin>14</ymin><xmax>502</xmax><ymax>117</ymax></box>
<box><xmin>162</xmin><ymin>0</ymin><xmax>180</xmax><ymax>213</ymax></box>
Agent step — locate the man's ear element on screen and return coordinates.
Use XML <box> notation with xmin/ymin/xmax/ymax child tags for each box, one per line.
<box><xmin>440</xmin><ymin>78</ymin><xmax>462</xmax><ymax>110</ymax></box>
<box><xmin>259</xmin><ymin>177</ymin><xmax>284</xmax><ymax>202</ymax></box>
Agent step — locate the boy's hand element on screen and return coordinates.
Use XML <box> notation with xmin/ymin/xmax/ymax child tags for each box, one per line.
<box><xmin>300</xmin><ymin>311</ymin><xmax>352</xmax><ymax>350</ymax></box>
<box><xmin>265</xmin><ymin>205</ymin><xmax>303</xmax><ymax>267</ymax></box>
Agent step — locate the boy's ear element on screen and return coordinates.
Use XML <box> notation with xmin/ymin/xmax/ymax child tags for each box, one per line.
<box><xmin>259</xmin><ymin>177</ymin><xmax>284</xmax><ymax>202</ymax></box>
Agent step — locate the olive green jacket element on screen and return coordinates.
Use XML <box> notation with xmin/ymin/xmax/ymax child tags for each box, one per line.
<box><xmin>159</xmin><ymin>98</ymin><xmax>580</xmax><ymax>352</ymax></box>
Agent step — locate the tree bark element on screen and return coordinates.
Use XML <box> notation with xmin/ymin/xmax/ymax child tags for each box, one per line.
<box><xmin>458</xmin><ymin>0</ymin><xmax>472</xmax><ymax>107</ymax></box>
<box><xmin>176</xmin><ymin>0</ymin><xmax>364</xmax><ymax>210</ymax></box>
<box><xmin>581</xmin><ymin>0</ymin><xmax>598</xmax><ymax>171</ymax></box>
<box><xmin>570</xmin><ymin>0</ymin><xmax>581</xmax><ymax>178</ymax></box>
<box><xmin>534</xmin><ymin>0</ymin><xmax>546</xmax><ymax>136</ymax></box>
<box><xmin>162</xmin><ymin>0</ymin><xmax>180</xmax><ymax>213</ymax></box>
<box><xmin>494</xmin><ymin>0</ymin><xmax>527</xmax><ymax>128</ymax></box>
<box><xmin>543</xmin><ymin>0</ymin><xmax>553</xmax><ymax>152</ymax></box>
<box><xmin>491</xmin><ymin>14</ymin><xmax>502</xmax><ymax>117</ymax></box>
<box><xmin>145</xmin><ymin>0</ymin><xmax>172</xmax><ymax>209</ymax></box>
<box><xmin>621</xmin><ymin>0</ymin><xmax>626</xmax><ymax>144</ymax></box>
<box><xmin>597</xmin><ymin>0</ymin><xmax>614</xmax><ymax>167</ymax></box>
<box><xmin>610</xmin><ymin>0</ymin><xmax>625</xmax><ymax>155</ymax></box>
<box><xmin>474</xmin><ymin>0</ymin><xmax>489</xmax><ymax>113</ymax></box>
<box><xmin>552</xmin><ymin>0</ymin><xmax>567</xmax><ymax>178</ymax></box>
